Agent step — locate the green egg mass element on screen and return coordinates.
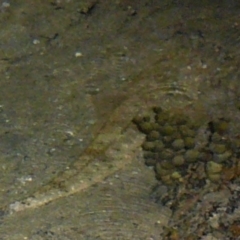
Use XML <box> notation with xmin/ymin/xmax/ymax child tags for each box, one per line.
<box><xmin>214</xmin><ymin>119</ymin><xmax>229</xmax><ymax>134</ymax></box>
<box><xmin>153</xmin><ymin>140</ymin><xmax>165</xmax><ymax>152</ymax></box>
<box><xmin>138</xmin><ymin>122</ymin><xmax>153</xmax><ymax>134</ymax></box>
<box><xmin>133</xmin><ymin>106</ymin><xmax>240</xmax><ymax>188</ymax></box>
<box><xmin>172</xmin><ymin>155</ymin><xmax>185</xmax><ymax>166</ymax></box>
<box><xmin>179</xmin><ymin>125</ymin><xmax>196</xmax><ymax>137</ymax></box>
<box><xmin>152</xmin><ymin>106</ymin><xmax>163</xmax><ymax>114</ymax></box>
<box><xmin>209</xmin><ymin>143</ymin><xmax>226</xmax><ymax>154</ymax></box>
<box><xmin>155</xmin><ymin>112</ymin><xmax>171</xmax><ymax>124</ymax></box>
<box><xmin>184</xmin><ymin>137</ymin><xmax>195</xmax><ymax>149</ymax></box>
<box><xmin>151</xmin><ymin>122</ymin><xmax>161</xmax><ymax>131</ymax></box>
<box><xmin>142</xmin><ymin>141</ymin><xmax>155</xmax><ymax>151</ymax></box>
<box><xmin>159</xmin><ymin>149</ymin><xmax>174</xmax><ymax>160</ymax></box>
<box><xmin>161</xmin><ymin>124</ymin><xmax>176</xmax><ymax>136</ymax></box>
<box><xmin>172</xmin><ymin>139</ymin><xmax>185</xmax><ymax>150</ymax></box>
<box><xmin>213</xmin><ymin>151</ymin><xmax>232</xmax><ymax>163</ymax></box>
<box><xmin>146</xmin><ymin>130</ymin><xmax>160</xmax><ymax>141</ymax></box>
<box><xmin>155</xmin><ymin>162</ymin><xmax>172</xmax><ymax>176</ymax></box>
<box><xmin>184</xmin><ymin>149</ymin><xmax>200</xmax><ymax>163</ymax></box>
<box><xmin>160</xmin><ymin>160</ymin><xmax>175</xmax><ymax>170</ymax></box>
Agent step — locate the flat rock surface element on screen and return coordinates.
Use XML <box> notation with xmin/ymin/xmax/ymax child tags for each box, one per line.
<box><xmin>0</xmin><ymin>0</ymin><xmax>240</xmax><ymax>239</ymax></box>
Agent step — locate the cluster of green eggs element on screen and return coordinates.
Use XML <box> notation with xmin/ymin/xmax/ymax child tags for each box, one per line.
<box><xmin>133</xmin><ymin>107</ymin><xmax>239</xmax><ymax>186</ymax></box>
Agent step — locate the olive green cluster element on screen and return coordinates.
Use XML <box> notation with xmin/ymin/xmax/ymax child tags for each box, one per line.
<box><xmin>206</xmin><ymin>119</ymin><xmax>236</xmax><ymax>182</ymax></box>
<box><xmin>133</xmin><ymin>107</ymin><xmax>236</xmax><ymax>186</ymax></box>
